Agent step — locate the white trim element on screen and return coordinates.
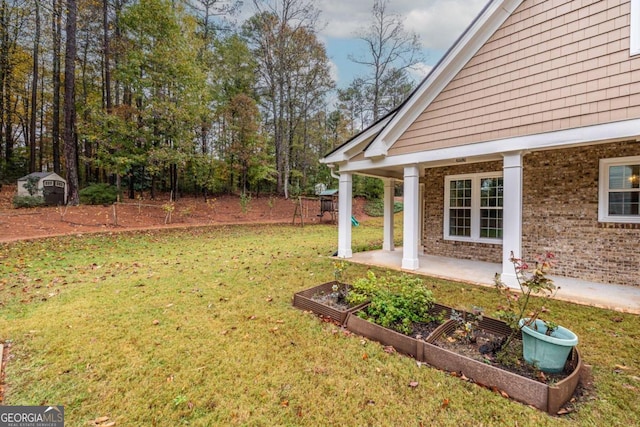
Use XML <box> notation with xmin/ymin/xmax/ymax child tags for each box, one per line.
<box><xmin>632</xmin><ymin>0</ymin><xmax>640</xmax><ymax>56</ymax></box>
<box><xmin>598</xmin><ymin>155</ymin><xmax>640</xmax><ymax>223</ymax></box>
<box><xmin>443</xmin><ymin>171</ymin><xmax>503</xmax><ymax>244</ymax></box>
<box><xmin>364</xmin><ymin>0</ymin><xmax>524</xmax><ymax>159</ymax></box>
<box><xmin>336</xmin><ymin>119</ymin><xmax>640</xmax><ymax>174</ymax></box>
<box><xmin>321</xmin><ymin>115</ymin><xmax>394</xmax><ymax>164</ymax></box>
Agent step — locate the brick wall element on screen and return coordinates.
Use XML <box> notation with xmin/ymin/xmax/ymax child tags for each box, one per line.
<box><xmin>422</xmin><ymin>160</ymin><xmax>503</xmax><ymax>263</ymax></box>
<box><xmin>522</xmin><ymin>140</ymin><xmax>640</xmax><ymax>286</ymax></box>
<box><xmin>421</xmin><ymin>141</ymin><xmax>640</xmax><ymax>286</ymax></box>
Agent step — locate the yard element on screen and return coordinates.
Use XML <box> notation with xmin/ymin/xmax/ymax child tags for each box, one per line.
<box><xmin>0</xmin><ymin>219</ymin><xmax>638</xmax><ymax>426</ymax></box>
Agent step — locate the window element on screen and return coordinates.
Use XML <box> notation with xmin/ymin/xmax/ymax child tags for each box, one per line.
<box><xmin>632</xmin><ymin>0</ymin><xmax>640</xmax><ymax>55</ymax></box>
<box><xmin>599</xmin><ymin>156</ymin><xmax>640</xmax><ymax>223</ymax></box>
<box><xmin>444</xmin><ymin>172</ymin><xmax>503</xmax><ymax>243</ymax></box>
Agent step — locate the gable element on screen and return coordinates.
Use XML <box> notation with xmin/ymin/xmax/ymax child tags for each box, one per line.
<box><xmin>387</xmin><ymin>0</ymin><xmax>640</xmax><ymax>157</ymax></box>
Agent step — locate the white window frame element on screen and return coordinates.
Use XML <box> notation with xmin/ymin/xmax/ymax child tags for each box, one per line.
<box><xmin>632</xmin><ymin>0</ymin><xmax>640</xmax><ymax>56</ymax></box>
<box><xmin>444</xmin><ymin>172</ymin><xmax>503</xmax><ymax>244</ymax></box>
<box><xmin>599</xmin><ymin>155</ymin><xmax>640</xmax><ymax>223</ymax></box>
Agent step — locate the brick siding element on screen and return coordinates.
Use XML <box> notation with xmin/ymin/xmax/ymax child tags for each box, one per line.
<box><xmin>422</xmin><ymin>140</ymin><xmax>640</xmax><ymax>285</ymax></box>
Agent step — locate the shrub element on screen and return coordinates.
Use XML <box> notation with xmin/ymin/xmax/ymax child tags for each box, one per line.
<box><xmin>353</xmin><ymin>176</ymin><xmax>383</xmax><ymax>200</ymax></box>
<box><xmin>363</xmin><ymin>199</ymin><xmax>404</xmax><ymax>217</ymax></box>
<box><xmin>348</xmin><ymin>271</ymin><xmax>436</xmax><ymax>334</ymax></box>
<box><xmin>79</xmin><ymin>184</ymin><xmax>118</xmax><ymax>205</ymax></box>
<box><xmin>13</xmin><ymin>195</ymin><xmax>45</xmax><ymax>208</ymax></box>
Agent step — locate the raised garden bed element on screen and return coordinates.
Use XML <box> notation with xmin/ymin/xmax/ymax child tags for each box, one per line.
<box><xmin>423</xmin><ymin>317</ymin><xmax>586</xmax><ymax>414</ymax></box>
<box><xmin>346</xmin><ymin>305</ymin><xmax>587</xmax><ymax>414</ymax></box>
<box><xmin>292</xmin><ymin>281</ymin><xmax>368</xmax><ymax>325</ymax></box>
<box><xmin>344</xmin><ymin>303</ymin><xmax>454</xmax><ymax>359</ymax></box>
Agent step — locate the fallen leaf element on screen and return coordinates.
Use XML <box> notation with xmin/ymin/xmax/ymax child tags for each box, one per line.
<box><xmin>408</xmin><ymin>381</ymin><xmax>419</xmax><ymax>388</ymax></box>
<box><xmin>362</xmin><ymin>353</ymin><xmax>368</xmax><ymax>360</ymax></box>
<box><xmin>557</xmin><ymin>408</ymin><xmax>573</xmax><ymax>415</ymax></box>
<box><xmin>152</xmin><ymin>319</ymin><xmax>160</xmax><ymax>325</ymax></box>
<box><xmin>93</xmin><ymin>416</ymin><xmax>110</xmax><ymax>424</ymax></box>
<box><xmin>221</xmin><ymin>330</ymin><xmax>228</xmax><ymax>335</ymax></box>
<box><xmin>441</xmin><ymin>398</ymin><xmax>450</xmax><ymax>409</ymax></box>
<box><xmin>280</xmin><ymin>400</ymin><xmax>289</xmax><ymax>407</ymax></box>
<box><xmin>383</xmin><ymin>346</ymin><xmax>396</xmax><ymax>354</ymax></box>
<box><xmin>248</xmin><ymin>315</ymin><xmax>257</xmax><ymax>320</ymax></box>
<box><xmin>536</xmin><ymin>371</ymin><xmax>547</xmax><ymax>382</ymax></box>
<box><xmin>266</xmin><ymin>296</ymin><xmax>273</xmax><ymax>302</ymax></box>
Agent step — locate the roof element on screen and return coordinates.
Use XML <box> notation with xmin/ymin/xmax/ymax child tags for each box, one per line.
<box><xmin>320</xmin><ymin>0</ymin><xmax>523</xmax><ymax>167</ymax></box>
<box><xmin>18</xmin><ymin>172</ymin><xmax>65</xmax><ymax>181</ymax></box>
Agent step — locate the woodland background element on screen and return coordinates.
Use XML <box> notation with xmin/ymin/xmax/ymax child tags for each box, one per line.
<box><xmin>0</xmin><ymin>0</ymin><xmax>422</xmax><ymax>203</ymax></box>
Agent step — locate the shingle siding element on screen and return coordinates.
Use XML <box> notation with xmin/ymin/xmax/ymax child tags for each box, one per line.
<box><xmin>391</xmin><ymin>0</ymin><xmax>640</xmax><ymax>155</ymax></box>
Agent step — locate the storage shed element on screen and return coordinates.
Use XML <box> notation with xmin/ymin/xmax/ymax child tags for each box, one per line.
<box><xmin>17</xmin><ymin>172</ymin><xmax>67</xmax><ymax>205</ymax></box>
<box><xmin>318</xmin><ymin>189</ymin><xmax>338</xmax><ymax>221</ymax></box>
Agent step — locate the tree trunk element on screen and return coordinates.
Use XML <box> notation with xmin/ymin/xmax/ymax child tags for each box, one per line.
<box><xmin>52</xmin><ymin>0</ymin><xmax>62</xmax><ymax>174</ymax></box>
<box><xmin>29</xmin><ymin>0</ymin><xmax>40</xmax><ymax>173</ymax></box>
<box><xmin>0</xmin><ymin>0</ymin><xmax>6</xmax><ymax>162</ymax></box>
<box><xmin>102</xmin><ymin>0</ymin><xmax>111</xmax><ymax>112</ymax></box>
<box><xmin>64</xmin><ymin>0</ymin><xmax>79</xmax><ymax>205</ymax></box>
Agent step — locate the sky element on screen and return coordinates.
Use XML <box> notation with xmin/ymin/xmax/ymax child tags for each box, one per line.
<box><xmin>237</xmin><ymin>0</ymin><xmax>489</xmax><ymax>88</ymax></box>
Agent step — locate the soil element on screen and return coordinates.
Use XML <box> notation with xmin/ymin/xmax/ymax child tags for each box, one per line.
<box><xmin>311</xmin><ymin>284</ymin><xmax>352</xmax><ymax>310</ymax></box>
<box><xmin>435</xmin><ymin>323</ymin><xmax>574</xmax><ymax>384</ymax></box>
<box><xmin>408</xmin><ymin>321</ymin><xmax>443</xmax><ymax>341</ymax></box>
<box><xmin>0</xmin><ymin>185</ymin><xmax>372</xmax><ymax>243</ymax></box>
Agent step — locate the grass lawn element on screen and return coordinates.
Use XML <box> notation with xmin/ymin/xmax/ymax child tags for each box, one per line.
<box><xmin>0</xmin><ymin>220</ymin><xmax>638</xmax><ymax>426</ymax></box>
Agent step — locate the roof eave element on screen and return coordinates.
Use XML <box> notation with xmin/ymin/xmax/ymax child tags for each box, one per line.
<box><xmin>365</xmin><ymin>0</ymin><xmax>524</xmax><ymax>158</ymax></box>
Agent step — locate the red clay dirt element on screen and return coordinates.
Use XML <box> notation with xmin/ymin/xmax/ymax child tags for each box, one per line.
<box><xmin>0</xmin><ymin>185</ymin><xmax>371</xmax><ymax>242</ymax></box>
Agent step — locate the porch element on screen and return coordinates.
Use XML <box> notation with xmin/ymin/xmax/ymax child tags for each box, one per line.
<box><xmin>347</xmin><ymin>249</ymin><xmax>640</xmax><ymax>315</ymax></box>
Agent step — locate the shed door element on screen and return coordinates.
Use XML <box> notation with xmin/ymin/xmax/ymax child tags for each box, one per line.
<box><xmin>43</xmin><ymin>180</ymin><xmax>65</xmax><ymax>205</ymax></box>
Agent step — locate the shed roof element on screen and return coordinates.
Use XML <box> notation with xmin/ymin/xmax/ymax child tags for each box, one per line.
<box><xmin>18</xmin><ymin>172</ymin><xmax>65</xmax><ymax>181</ymax></box>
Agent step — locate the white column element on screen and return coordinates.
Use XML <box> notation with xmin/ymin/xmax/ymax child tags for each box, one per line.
<box><xmin>383</xmin><ymin>178</ymin><xmax>395</xmax><ymax>251</ymax></box>
<box><xmin>402</xmin><ymin>165</ymin><xmax>420</xmax><ymax>270</ymax></box>
<box><xmin>419</xmin><ymin>182</ymin><xmax>425</xmax><ymax>254</ymax></box>
<box><xmin>502</xmin><ymin>152</ymin><xmax>524</xmax><ymax>286</ymax></box>
<box><xmin>338</xmin><ymin>172</ymin><xmax>353</xmax><ymax>258</ymax></box>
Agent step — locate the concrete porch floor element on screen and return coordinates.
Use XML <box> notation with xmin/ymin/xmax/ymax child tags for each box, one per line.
<box><xmin>348</xmin><ymin>249</ymin><xmax>640</xmax><ymax>314</ymax></box>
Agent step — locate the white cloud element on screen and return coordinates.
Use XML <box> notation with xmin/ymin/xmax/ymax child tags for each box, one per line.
<box><xmin>408</xmin><ymin>62</ymin><xmax>434</xmax><ymax>81</ymax></box>
<box><xmin>316</xmin><ymin>0</ymin><xmax>487</xmax><ymax>49</ymax></box>
<box><xmin>328</xmin><ymin>59</ymin><xmax>340</xmax><ymax>84</ymax></box>
<box><xmin>404</xmin><ymin>0</ymin><xmax>487</xmax><ymax>49</ymax></box>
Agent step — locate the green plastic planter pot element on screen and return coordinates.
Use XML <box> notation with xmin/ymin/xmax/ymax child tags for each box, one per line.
<box><xmin>519</xmin><ymin>319</ymin><xmax>579</xmax><ymax>373</ymax></box>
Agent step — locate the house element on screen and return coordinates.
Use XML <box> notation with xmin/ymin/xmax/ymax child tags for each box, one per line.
<box><xmin>321</xmin><ymin>0</ymin><xmax>640</xmax><ymax>287</ymax></box>
<box><xmin>17</xmin><ymin>172</ymin><xmax>68</xmax><ymax>205</ymax></box>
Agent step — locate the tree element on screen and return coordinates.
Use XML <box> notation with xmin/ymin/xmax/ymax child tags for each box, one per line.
<box><xmin>64</xmin><ymin>0</ymin><xmax>80</xmax><ymax>205</ymax></box>
<box><xmin>113</xmin><ymin>0</ymin><xmax>209</xmax><ymax>199</ymax></box>
<box><xmin>51</xmin><ymin>0</ymin><xmax>62</xmax><ymax>173</ymax></box>
<box><xmin>244</xmin><ymin>0</ymin><xmax>333</xmax><ymax>197</ymax></box>
<box><xmin>28</xmin><ymin>0</ymin><xmax>40</xmax><ymax>173</ymax></box>
<box><xmin>349</xmin><ymin>0</ymin><xmax>422</xmax><ymax>123</ymax></box>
